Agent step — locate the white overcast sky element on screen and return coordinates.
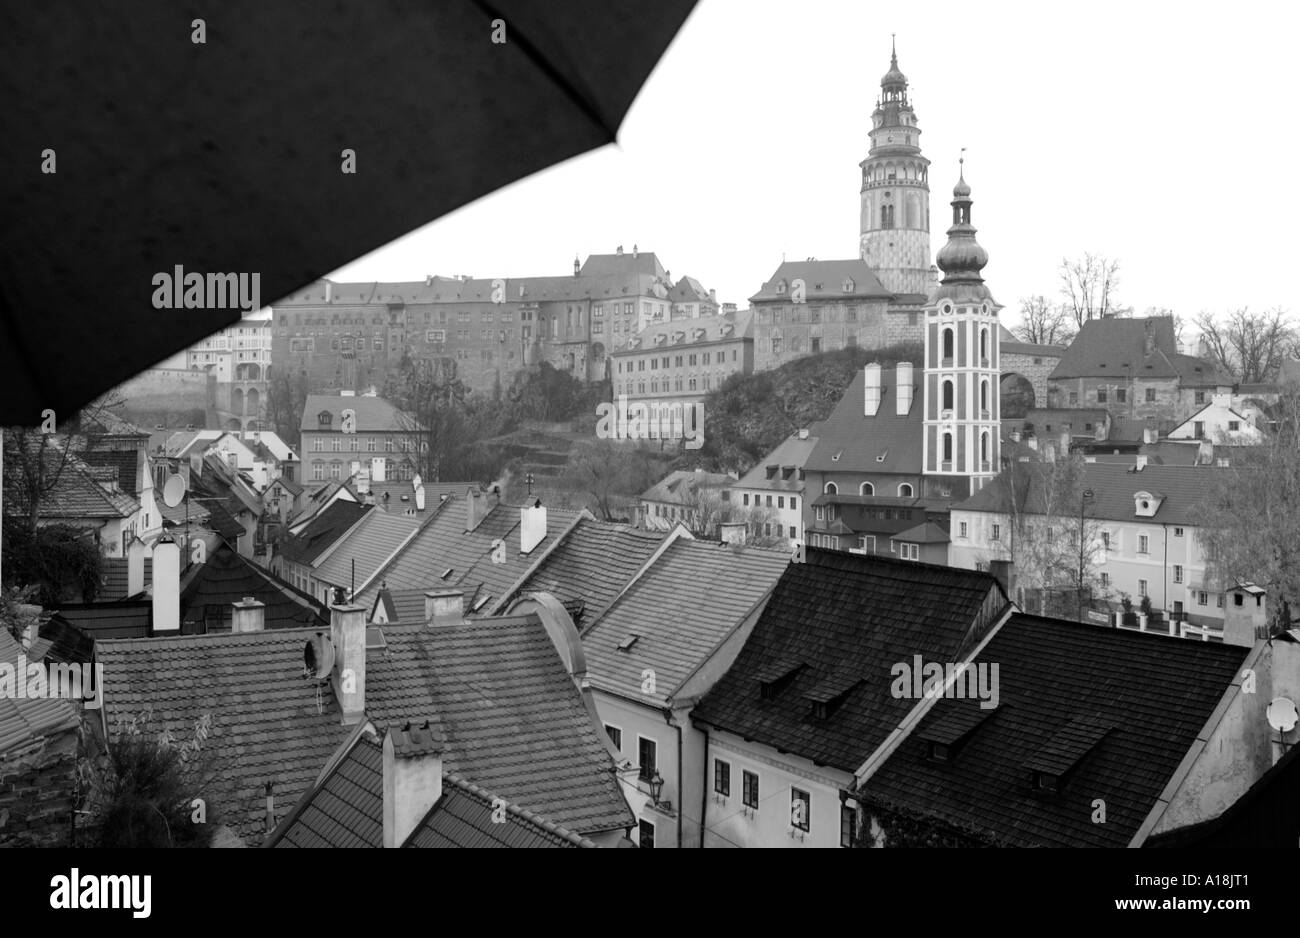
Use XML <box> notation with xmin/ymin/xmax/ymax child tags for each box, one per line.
<box><xmin>332</xmin><ymin>0</ymin><xmax>1300</xmax><ymax>328</ymax></box>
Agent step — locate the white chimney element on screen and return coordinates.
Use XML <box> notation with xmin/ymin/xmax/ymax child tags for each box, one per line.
<box><xmin>231</xmin><ymin>596</ymin><xmax>266</xmax><ymax>633</ymax></box>
<box><xmin>896</xmin><ymin>362</ymin><xmax>914</xmax><ymax>416</ymax></box>
<box><xmin>1135</xmin><ymin>455</ymin><xmax>1148</xmax><ymax>471</ymax></box>
<box><xmin>127</xmin><ymin>537</ymin><xmax>146</xmax><ymax>597</ymax></box>
<box><xmin>520</xmin><ymin>503</ymin><xmax>547</xmax><ymax>553</ymax></box>
<box><xmin>382</xmin><ymin>721</ymin><xmax>443</xmax><ymax>848</ymax></box>
<box><xmin>152</xmin><ymin>535</ymin><xmax>180</xmax><ymax>632</ymax></box>
<box><xmin>1010</xmin><ymin>429</ymin><xmax>1022</xmax><ymax>443</ymax></box>
<box><xmin>330</xmin><ymin>602</ymin><xmax>367</xmax><ymax>723</ymax></box>
<box><xmin>1027</xmin><ymin>436</ymin><xmax>1039</xmax><ymax>452</ymax></box>
<box><xmin>424</xmin><ymin>588</ymin><xmax>464</xmax><ymax>626</ymax></box>
<box><xmin>1143</xmin><ymin>426</ymin><xmax>1158</xmax><ymax>444</ymax></box>
<box><xmin>864</xmin><ymin>363</ymin><xmax>882</xmax><ymax>416</ymax></box>
<box><xmin>465</xmin><ymin>489</ymin><xmax>483</xmax><ymax>532</ymax></box>
<box><xmin>798</xmin><ymin>428</ymin><xmax>809</xmax><ymax>440</ymax></box>
<box><xmin>414</xmin><ymin>485</ymin><xmax>425</xmax><ymax>511</ymax></box>
<box><xmin>324</xmin><ymin>280</ymin><xmax>333</xmax><ymax>303</ymax></box>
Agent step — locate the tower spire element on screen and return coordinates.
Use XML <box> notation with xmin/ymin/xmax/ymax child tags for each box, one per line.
<box><xmin>891</xmin><ymin>33</ymin><xmax>897</xmax><ymax>68</ymax></box>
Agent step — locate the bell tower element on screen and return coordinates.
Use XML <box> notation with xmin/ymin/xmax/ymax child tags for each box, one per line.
<box><xmin>859</xmin><ymin>38</ymin><xmax>932</xmax><ymax>296</ymax></box>
<box><xmin>922</xmin><ymin>160</ymin><xmax>1002</xmax><ymax>494</ymax></box>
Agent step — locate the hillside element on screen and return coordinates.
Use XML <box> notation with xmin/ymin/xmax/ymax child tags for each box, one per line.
<box><xmin>677</xmin><ymin>343</ymin><xmax>923</xmax><ymax>474</ymax></box>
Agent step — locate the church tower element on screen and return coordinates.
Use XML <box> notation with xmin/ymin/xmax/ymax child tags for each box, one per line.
<box><xmin>859</xmin><ymin>39</ymin><xmax>932</xmax><ymax>296</ymax></box>
<box><xmin>922</xmin><ymin>163</ymin><xmax>1001</xmax><ymax>495</ymax></box>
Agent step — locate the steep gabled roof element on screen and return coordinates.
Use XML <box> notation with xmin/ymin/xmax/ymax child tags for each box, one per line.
<box><xmin>312</xmin><ymin>509</ymin><xmax>421</xmax><ymax>588</ymax></box>
<box><xmin>749</xmin><ymin>259</ymin><xmax>893</xmax><ymax>303</ymax></box>
<box><xmin>0</xmin><ymin>631</ymin><xmax>80</xmax><ymax>755</ymax></box>
<box><xmin>583</xmin><ymin>540</ymin><xmax>791</xmax><ymax>704</ymax></box>
<box><xmin>179</xmin><ymin>543</ymin><xmax>330</xmax><ymax>631</ymax></box>
<box><xmin>690</xmin><ymin>549</ymin><xmax>1008</xmax><ymax>771</ymax></box>
<box><xmin>300</xmin><ymin>394</ymin><xmax>410</xmax><ymax>433</ymax></box>
<box><xmin>97</xmin><ymin>612</ymin><xmax>633</xmax><ymax>840</ymax></box>
<box><xmin>279</xmin><ymin>500</ymin><xmax>370</xmax><ymax>566</ymax></box>
<box><xmin>733</xmin><ymin>433</ymin><xmax>819</xmax><ymax>492</ymax></box>
<box><xmin>804</xmin><ymin>367</ymin><xmax>922</xmax><ymax>474</ymax></box>
<box><xmin>1049</xmin><ymin>316</ymin><xmax>1229</xmax><ymax>385</ymax></box>
<box><xmin>860</xmin><ymin>614</ymin><xmax>1250</xmax><ymax>847</ymax></box>
<box><xmin>266</xmin><ymin>730</ymin><xmax>593</xmax><ymax>848</ymax></box>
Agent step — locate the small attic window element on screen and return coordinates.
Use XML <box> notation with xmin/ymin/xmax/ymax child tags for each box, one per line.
<box><xmin>775</xmin><ymin>280</ymin><xmax>787</xmax><ymax>294</ymax></box>
<box><xmin>472</xmin><ymin>594</ymin><xmax>492</xmax><ymax>612</ymax></box>
<box><xmin>766</xmin><ymin>466</ymin><xmax>779</xmax><ymax>479</ymax></box>
<box><xmin>617</xmin><ymin>634</ymin><xmax>640</xmax><ymax>652</ymax></box>
<box><xmin>365</xmin><ymin>625</ymin><xmax>387</xmax><ymax>651</ymax></box>
<box><xmin>876</xmin><ymin>450</ymin><xmax>888</xmax><ymax>463</ymax></box>
<box><xmin>318</xmin><ymin>411</ymin><xmax>333</xmax><ymax>426</ymax></box>
<box><xmin>441</xmin><ymin>567</ymin><xmax>454</xmax><ymax>580</ymax></box>
<box><xmin>842</xmin><ymin>278</ymin><xmax>855</xmax><ymax>292</ymax></box>
<box><xmin>1031</xmin><ymin>770</ymin><xmax>1059</xmax><ymax>793</ymax></box>
<box><xmin>928</xmin><ymin>741</ymin><xmax>951</xmax><ymax>762</ymax></box>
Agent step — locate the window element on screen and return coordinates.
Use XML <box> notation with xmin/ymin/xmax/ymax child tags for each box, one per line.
<box><xmin>899</xmin><ymin>542</ymin><xmax>919</xmax><ymax>561</ymax></box>
<box><xmin>991</xmin><ymin>523</ymin><xmax>1001</xmax><ymax>541</ymax></box>
<box><xmin>1101</xmin><ymin>532</ymin><xmax>1110</xmax><ymax>550</ymax></box>
<box><xmin>858</xmin><ymin>535</ymin><xmax>876</xmax><ymax>553</ymax></box>
<box><xmin>1100</xmin><ymin>572</ymin><xmax>1110</xmax><ymax>589</ymax></box>
<box><xmin>791</xmin><ymin>497</ymin><xmax>797</xmax><ymax>510</ymax></box>
<box><xmin>959</xmin><ymin>522</ymin><xmax>968</xmax><ymax>538</ymax></box>
<box><xmin>942</xmin><ymin>329</ymin><xmax>954</xmax><ymax>362</ymax></box>
<box><xmin>742</xmin><ymin>493</ymin><xmax>750</xmax><ymax>507</ymax></box>
<box><xmin>1145</xmin><ymin>387</ymin><xmax>1157</xmax><ymax>403</ymax></box>
<box><xmin>1116</xmin><ymin>388</ymin><xmax>1127</xmax><ymax>404</ymax></box>
<box><xmin>638</xmin><ymin>737</ymin><xmax>657</xmax><ymax>781</ymax></box>
<box><xmin>1217</xmin><ymin>594</ymin><xmax>1225</xmax><ymax>608</ymax></box>
<box><xmin>1174</xmin><ymin>527</ymin><xmax>1184</xmax><ymax>537</ymax></box>
<box><xmin>1139</xmin><ymin>579</ymin><xmax>1148</xmax><ymax>598</ymax></box>
<box><xmin>1097</xmin><ymin>388</ymin><xmax>1108</xmax><ymax>403</ymax></box>
<box><xmin>742</xmin><ymin>771</ymin><xmax>759</xmax><ymax>809</ymax></box>
<box><xmin>1138</xmin><ymin>534</ymin><xmax>1149</xmax><ymax>554</ymax></box>
<box><xmin>824</xmin><ymin>482</ymin><xmax>838</xmax><ymax>495</ymax></box>
<box><xmin>1233</xmin><ymin>593</ymin><xmax>1244</xmax><ymax>607</ymax></box>
<box><xmin>1173</xmin><ymin>564</ymin><xmax>1184</xmax><ymax>584</ymax></box>
<box><xmin>1198</xmin><ymin>592</ymin><xmax>1208</xmax><ymax>606</ymax></box>
<box><xmin>898</xmin><ymin>483</ymin><xmax>914</xmax><ymax>498</ymax></box>
<box><xmin>714</xmin><ymin>759</ymin><xmax>731</xmax><ymax>797</ymax></box>
<box><xmin>840</xmin><ymin>804</ymin><xmax>858</xmax><ymax>847</ymax></box>
<box><xmin>605</xmin><ymin>725</ymin><xmax>622</xmax><ymax>752</ymax></box>
<box><xmin>1069</xmin><ymin>391</ymin><xmax>1079</xmax><ymax>404</ymax></box>
<box><xmin>790</xmin><ymin>788</ymin><xmax>811</xmax><ymax>832</ymax></box>
<box><xmin>860</xmin><ymin>482</ymin><xmax>874</xmax><ymax>496</ymax></box>
<box><xmin>1228</xmin><ymin>420</ymin><xmax>1240</xmax><ymax>431</ymax></box>
<box><xmin>638</xmin><ymin>818</ymin><xmax>655</xmax><ymax>849</ymax></box>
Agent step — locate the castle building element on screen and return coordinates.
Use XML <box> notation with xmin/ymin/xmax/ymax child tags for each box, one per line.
<box><xmin>859</xmin><ymin>39</ymin><xmax>935</xmax><ymax>297</ymax></box>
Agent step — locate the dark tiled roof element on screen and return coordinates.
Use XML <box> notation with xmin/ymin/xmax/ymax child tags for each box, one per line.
<box><xmin>732</xmin><ymin>434</ymin><xmax>819</xmax><ymax>491</ymax></box>
<box><xmin>16</xmin><ymin>440</ymin><xmax>140</xmax><ymax>520</ymax></box>
<box><xmin>579</xmin><ymin>251</ymin><xmax>667</xmax><ymax>280</ymax></box>
<box><xmin>406</xmin><ymin>774</ymin><xmax>593</xmax><ymax>848</ymax></box>
<box><xmin>0</xmin><ymin>631</ymin><xmax>80</xmax><ymax>755</ymax></box>
<box><xmin>499</xmin><ymin>517</ymin><xmax>667</xmax><ymax>623</ymax></box>
<box><xmin>691</xmin><ymin>549</ymin><xmax>1008</xmax><ymax>771</ymax></box>
<box><xmin>79</xmin><ymin>450</ymin><xmax>141</xmax><ymax>497</ymax></box>
<box><xmin>270</xmin><ymin>475</ymin><xmax>304</xmax><ymax>496</ymax></box>
<box><xmin>279</xmin><ymin>501</ymin><xmax>370</xmax><ymax>566</ymax></box>
<box><xmin>41</xmin><ymin>601</ymin><xmax>155</xmax><ymax>662</ymax></box>
<box><xmin>749</xmin><ymin>259</ymin><xmax>892</xmax><ymax>303</ymax></box>
<box><xmin>954</xmin><ymin>462</ymin><xmax>1230</xmax><ymax>527</ymax></box>
<box><xmin>98</xmin><ymin>557</ymin><xmax>152</xmax><ymax>600</ymax></box>
<box><xmin>97</xmin><ymin>613</ymin><xmax>632</xmax><ymax>840</ymax></box>
<box><xmin>583</xmin><ymin>539</ymin><xmax>791</xmax><ymax>703</ymax></box>
<box><xmin>192</xmin><ymin>497</ymin><xmax>245</xmax><ymax>542</ymax></box>
<box><xmin>616</xmin><ymin>309</ymin><xmax>753</xmax><ymax>352</ymax></box>
<box><xmin>1049</xmin><ymin>317</ymin><xmax>1229</xmax><ymax>385</ymax></box>
<box><xmin>893</xmin><ymin>521</ymin><xmax>949</xmax><ymax>544</ymax></box>
<box><xmin>860</xmin><ymin>614</ymin><xmax>1250</xmax><ymax>847</ymax></box>
<box><xmin>371</xmin><ymin>587</ymin><xmax>431</xmax><ymax>625</ymax></box>
<box><xmin>312</xmin><ymin>510</ymin><xmax>421</xmax><ymax>588</ymax></box>
<box><xmin>179</xmin><ymin>544</ymin><xmax>329</xmax><ymax>630</ymax></box>
<box><xmin>804</xmin><ymin>367</ymin><xmax>922</xmax><ymax>474</ymax></box>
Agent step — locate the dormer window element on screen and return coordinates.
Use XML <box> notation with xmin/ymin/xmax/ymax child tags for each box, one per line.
<box><xmin>318</xmin><ymin>411</ymin><xmax>333</xmax><ymax>426</ymax></box>
<box><xmin>842</xmin><ymin>278</ymin><xmax>855</xmax><ymax>293</ymax></box>
<box><xmin>775</xmin><ymin>279</ymin><xmax>787</xmax><ymax>294</ymax></box>
<box><xmin>1031</xmin><ymin>770</ymin><xmax>1059</xmax><ymax>793</ymax></box>
<box><xmin>928</xmin><ymin>742</ymin><xmax>950</xmax><ymax>762</ymax></box>
<box><xmin>1133</xmin><ymin>490</ymin><xmax>1163</xmax><ymax>518</ymax></box>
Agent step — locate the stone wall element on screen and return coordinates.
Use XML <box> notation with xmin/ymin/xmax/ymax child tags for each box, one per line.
<box><xmin>1000</xmin><ymin>348</ymin><xmax>1062</xmax><ymax>411</ymax></box>
<box><xmin>0</xmin><ymin>727</ymin><xmax>78</xmax><ymax>848</ymax></box>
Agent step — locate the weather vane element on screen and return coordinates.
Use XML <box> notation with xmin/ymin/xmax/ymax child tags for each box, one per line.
<box><xmin>960</xmin><ymin>147</ymin><xmax>966</xmax><ymax>170</ymax></box>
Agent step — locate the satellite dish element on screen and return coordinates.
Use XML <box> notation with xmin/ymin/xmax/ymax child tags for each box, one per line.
<box><xmin>162</xmin><ymin>474</ymin><xmax>187</xmax><ymax>508</ymax></box>
<box><xmin>1266</xmin><ymin>697</ymin><xmax>1298</xmax><ymax>733</ymax></box>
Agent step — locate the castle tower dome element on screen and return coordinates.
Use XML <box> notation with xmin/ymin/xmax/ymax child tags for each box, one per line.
<box><xmin>859</xmin><ymin>38</ymin><xmax>932</xmax><ymax>297</ymax></box>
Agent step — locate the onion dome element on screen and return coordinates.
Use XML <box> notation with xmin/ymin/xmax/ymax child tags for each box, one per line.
<box><xmin>936</xmin><ymin>171</ymin><xmax>989</xmax><ymax>284</ymax></box>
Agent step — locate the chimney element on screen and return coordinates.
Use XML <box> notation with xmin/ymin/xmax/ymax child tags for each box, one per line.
<box><xmin>1143</xmin><ymin>426</ymin><xmax>1158</xmax><ymax>444</ymax></box>
<box><xmin>424</xmin><ymin>275</ymin><xmax>433</xmax><ymax>286</ymax></box>
<box><xmin>632</xmin><ymin>244</ymin><xmax>638</xmax><ymax>258</ymax></box>
<box><xmin>465</xmin><ymin>489</ymin><xmax>483</xmax><ymax>532</ymax></box>
<box><xmin>324</xmin><ymin>280</ymin><xmax>333</xmax><ymax>303</ymax></box>
<box><xmin>152</xmin><ymin>534</ymin><xmax>181</xmax><ymax>633</ymax></box>
<box><xmin>330</xmin><ymin>602</ymin><xmax>367</xmax><ymax>723</ymax></box>
<box><xmin>616</xmin><ymin>245</ymin><xmax>624</xmax><ymax>256</ymax></box>
<box><xmin>414</xmin><ymin>485</ymin><xmax>425</xmax><ymax>511</ymax></box>
<box><xmin>382</xmin><ymin>721</ymin><xmax>444</xmax><ymax>848</ymax></box>
<box><xmin>798</xmin><ymin>428</ymin><xmax>809</xmax><ymax>440</ymax></box>
<box><xmin>520</xmin><ymin>502</ymin><xmax>547</xmax><ymax>553</ymax></box>
<box><xmin>709</xmin><ymin>288</ymin><xmax>717</xmax><ymax>303</ymax></box>
<box><xmin>231</xmin><ymin>596</ymin><xmax>266</xmax><ymax>633</ymax></box>
<box><xmin>719</xmin><ymin>522</ymin><xmax>747</xmax><ymax>546</ymax></box>
<box><xmin>573</xmin><ymin>256</ymin><xmax>580</xmax><ymax>276</ymax></box>
<box><xmin>896</xmin><ymin>362</ymin><xmax>914</xmax><ymax>415</ymax></box>
<box><xmin>127</xmin><ymin>537</ymin><xmax>146</xmax><ymax>597</ymax></box>
<box><xmin>1010</xmin><ymin>428</ymin><xmax>1022</xmax><ymax>443</ymax></box>
<box><xmin>423</xmin><ymin>588</ymin><xmax>464</xmax><ymax>626</ymax></box>
<box><xmin>1135</xmin><ymin>454</ymin><xmax>1148</xmax><ymax>470</ymax></box>
<box><xmin>1026</xmin><ymin>436</ymin><xmax>1039</xmax><ymax>452</ymax></box>
<box><xmin>864</xmin><ymin>363</ymin><xmax>882</xmax><ymax>416</ymax></box>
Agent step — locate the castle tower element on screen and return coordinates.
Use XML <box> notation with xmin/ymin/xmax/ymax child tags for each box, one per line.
<box><xmin>859</xmin><ymin>38</ymin><xmax>932</xmax><ymax>296</ymax></box>
<box><xmin>922</xmin><ymin>162</ymin><xmax>1001</xmax><ymax>494</ymax></box>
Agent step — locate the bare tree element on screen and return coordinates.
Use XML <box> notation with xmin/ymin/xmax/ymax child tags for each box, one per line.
<box><xmin>1014</xmin><ymin>295</ymin><xmax>1075</xmax><ymax>347</ymax></box>
<box><xmin>559</xmin><ymin>439</ymin><xmax>662</xmax><ymax>521</ymax></box>
<box><xmin>1191</xmin><ymin>307</ymin><xmax>1294</xmax><ymax>384</ymax></box>
<box><xmin>973</xmin><ymin>454</ymin><xmax>1109</xmax><ymax>618</ymax></box>
<box><xmin>673</xmin><ymin>484</ymin><xmax>784</xmax><ymax>545</ymax></box>
<box><xmin>1059</xmin><ymin>253</ymin><xmax>1124</xmax><ymax>328</ymax></box>
<box><xmin>1197</xmin><ymin>387</ymin><xmax>1300</xmax><ymax>632</ymax></box>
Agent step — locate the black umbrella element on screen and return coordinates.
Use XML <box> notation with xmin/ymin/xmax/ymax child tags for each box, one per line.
<box><xmin>0</xmin><ymin>0</ymin><xmax>697</xmax><ymax>426</ymax></box>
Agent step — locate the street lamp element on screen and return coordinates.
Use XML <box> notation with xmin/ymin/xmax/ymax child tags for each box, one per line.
<box><xmin>648</xmin><ymin>770</ymin><xmax>665</xmax><ymax>805</ymax></box>
<box><xmin>1077</xmin><ymin>489</ymin><xmax>1095</xmax><ymax>622</ymax></box>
